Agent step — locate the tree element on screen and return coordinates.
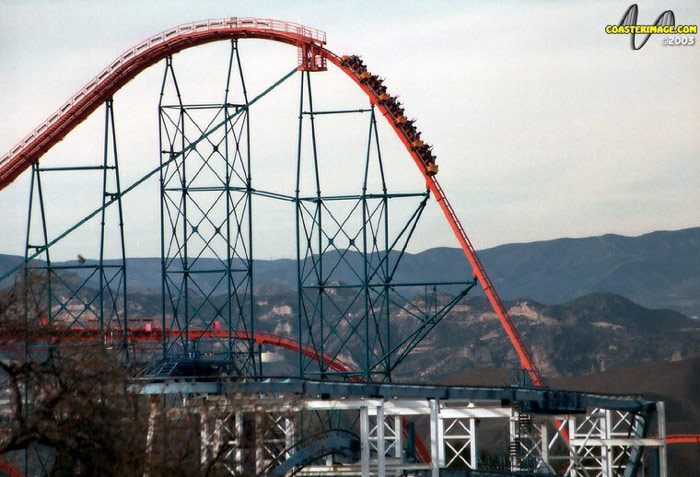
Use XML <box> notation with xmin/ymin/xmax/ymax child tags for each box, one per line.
<box><xmin>0</xmin><ymin>276</ymin><xmax>221</xmax><ymax>475</ymax></box>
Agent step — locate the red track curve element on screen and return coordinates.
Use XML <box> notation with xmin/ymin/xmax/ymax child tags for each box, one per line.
<box><xmin>0</xmin><ymin>325</ymin><xmax>432</xmax><ymax>463</ymax></box>
<box><xmin>666</xmin><ymin>434</ymin><xmax>700</xmax><ymax>444</ymax></box>
<box><xmin>0</xmin><ymin>18</ymin><xmax>539</xmax><ymax>383</ymax></box>
<box><xmin>1</xmin><ymin>326</ymin><xmax>355</xmax><ymax>375</ymax></box>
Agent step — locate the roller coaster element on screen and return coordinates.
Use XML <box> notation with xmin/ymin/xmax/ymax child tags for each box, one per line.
<box><xmin>0</xmin><ymin>17</ymin><xmax>680</xmax><ymax>476</ymax></box>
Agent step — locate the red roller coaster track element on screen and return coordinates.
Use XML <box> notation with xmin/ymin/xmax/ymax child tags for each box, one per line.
<box><xmin>0</xmin><ymin>17</ymin><xmax>540</xmax><ymax>385</ymax></box>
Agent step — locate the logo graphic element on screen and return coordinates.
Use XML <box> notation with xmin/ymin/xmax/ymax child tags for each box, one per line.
<box><xmin>606</xmin><ymin>4</ymin><xmax>697</xmax><ymax>50</ymax></box>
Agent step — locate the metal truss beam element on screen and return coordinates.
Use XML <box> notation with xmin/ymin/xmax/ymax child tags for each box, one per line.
<box><xmin>132</xmin><ymin>377</ymin><xmax>655</xmax><ymax>414</ymax></box>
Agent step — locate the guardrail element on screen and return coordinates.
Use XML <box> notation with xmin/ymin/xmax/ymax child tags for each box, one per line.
<box><xmin>0</xmin><ymin>18</ymin><xmax>326</xmax><ymax>171</ymax></box>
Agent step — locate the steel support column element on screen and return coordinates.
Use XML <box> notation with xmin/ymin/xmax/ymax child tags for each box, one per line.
<box><xmin>377</xmin><ymin>401</ymin><xmax>386</xmax><ymax>477</ymax></box>
<box><xmin>656</xmin><ymin>402</ymin><xmax>667</xmax><ymax>477</ymax></box>
<box><xmin>361</xmin><ymin>405</ymin><xmax>370</xmax><ymax>477</ymax></box>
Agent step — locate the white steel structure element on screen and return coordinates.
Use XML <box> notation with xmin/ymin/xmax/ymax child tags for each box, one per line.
<box><xmin>137</xmin><ymin>378</ymin><xmax>667</xmax><ymax>476</ymax></box>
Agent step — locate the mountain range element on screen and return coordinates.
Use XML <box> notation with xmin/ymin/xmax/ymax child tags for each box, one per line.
<box><xmin>395</xmin><ymin>292</ymin><xmax>700</xmax><ymax>379</ymax></box>
<box><xmin>3</xmin><ymin>226</ymin><xmax>700</xmax><ymax>317</ymax></box>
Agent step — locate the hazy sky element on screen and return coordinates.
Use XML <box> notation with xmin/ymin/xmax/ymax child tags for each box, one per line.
<box><xmin>1</xmin><ymin>1</ymin><xmax>698</xmax><ymax>260</ymax></box>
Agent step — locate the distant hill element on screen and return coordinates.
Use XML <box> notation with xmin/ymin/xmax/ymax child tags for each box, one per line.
<box><xmin>395</xmin><ymin>292</ymin><xmax>700</xmax><ymax>379</ymax></box>
<box><xmin>444</xmin><ymin>357</ymin><xmax>700</xmax><ymax>475</ymax></box>
<box><xmin>2</xmin><ymin>226</ymin><xmax>700</xmax><ymax>316</ymax></box>
<box><xmin>479</xmin><ymin>227</ymin><xmax>700</xmax><ymax>318</ymax></box>
<box><xmin>552</xmin><ymin>359</ymin><xmax>700</xmax><ymax>475</ymax></box>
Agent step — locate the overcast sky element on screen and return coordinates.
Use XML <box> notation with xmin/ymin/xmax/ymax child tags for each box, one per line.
<box><xmin>1</xmin><ymin>1</ymin><xmax>698</xmax><ymax>260</ymax></box>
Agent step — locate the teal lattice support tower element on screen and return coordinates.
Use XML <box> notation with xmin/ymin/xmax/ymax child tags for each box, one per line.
<box><xmin>23</xmin><ymin>99</ymin><xmax>128</xmax><ymax>355</ymax></box>
<box><xmin>158</xmin><ymin>43</ymin><xmax>256</xmax><ymax>374</ymax></box>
